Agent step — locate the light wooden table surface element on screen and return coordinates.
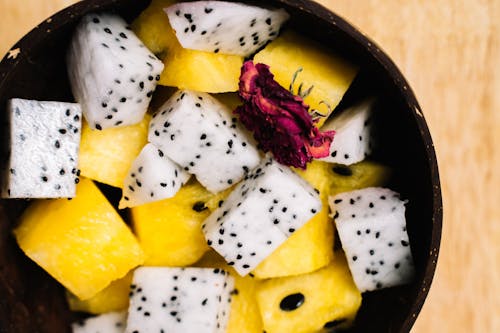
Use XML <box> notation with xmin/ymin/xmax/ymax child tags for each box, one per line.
<box><xmin>1</xmin><ymin>0</ymin><xmax>499</xmax><ymax>332</ymax></box>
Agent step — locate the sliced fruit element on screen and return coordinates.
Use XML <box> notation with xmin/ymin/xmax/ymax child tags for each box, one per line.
<box><xmin>14</xmin><ymin>178</ymin><xmax>144</xmax><ymax>300</ymax></box>
<box><xmin>252</xmin><ymin>162</ymin><xmax>335</xmax><ymax>279</ymax></box>
<box><xmin>78</xmin><ymin>115</ymin><xmax>150</xmax><ymax>188</ymax></box>
<box><xmin>254</xmin><ymin>31</ymin><xmax>358</xmax><ymax>127</ymax></box>
<box><xmin>196</xmin><ymin>251</ymin><xmax>264</xmax><ymax>333</ymax></box>
<box><xmin>130</xmin><ymin>181</ymin><xmax>214</xmax><ymax>266</ymax></box>
<box><xmin>131</xmin><ymin>0</ymin><xmax>243</xmax><ymax>92</ymax></box>
<box><xmin>256</xmin><ymin>253</ymin><xmax>362</xmax><ymax>333</ymax></box>
<box><xmin>67</xmin><ymin>271</ymin><xmax>133</xmax><ymax>314</ymax></box>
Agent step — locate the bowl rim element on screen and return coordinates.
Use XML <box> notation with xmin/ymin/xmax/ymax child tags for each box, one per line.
<box><xmin>0</xmin><ymin>0</ymin><xmax>442</xmax><ymax>331</ymax></box>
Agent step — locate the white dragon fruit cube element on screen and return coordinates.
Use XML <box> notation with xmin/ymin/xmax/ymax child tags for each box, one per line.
<box><xmin>125</xmin><ymin>267</ymin><xmax>234</xmax><ymax>333</ymax></box>
<box><xmin>202</xmin><ymin>157</ymin><xmax>322</xmax><ymax>276</ymax></box>
<box><xmin>67</xmin><ymin>13</ymin><xmax>164</xmax><ymax>130</ymax></box>
<box><xmin>329</xmin><ymin>187</ymin><xmax>415</xmax><ymax>292</ymax></box>
<box><xmin>320</xmin><ymin>98</ymin><xmax>375</xmax><ymax>165</ymax></box>
<box><xmin>148</xmin><ymin>90</ymin><xmax>260</xmax><ymax>193</ymax></box>
<box><xmin>119</xmin><ymin>143</ymin><xmax>190</xmax><ymax>209</ymax></box>
<box><xmin>72</xmin><ymin>311</ymin><xmax>126</xmax><ymax>333</ymax></box>
<box><xmin>165</xmin><ymin>1</ymin><xmax>289</xmax><ymax>57</ymax></box>
<box><xmin>1</xmin><ymin>99</ymin><xmax>82</xmax><ymax>198</ymax></box>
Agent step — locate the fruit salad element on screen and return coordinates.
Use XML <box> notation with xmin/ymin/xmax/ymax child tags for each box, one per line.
<box><xmin>1</xmin><ymin>1</ymin><xmax>416</xmax><ymax>332</ymax></box>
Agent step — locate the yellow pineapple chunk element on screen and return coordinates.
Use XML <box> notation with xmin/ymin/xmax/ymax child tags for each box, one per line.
<box><xmin>14</xmin><ymin>178</ymin><xmax>144</xmax><ymax>300</ymax></box>
<box><xmin>253</xmin><ymin>162</ymin><xmax>335</xmax><ymax>279</ymax></box>
<box><xmin>254</xmin><ymin>31</ymin><xmax>358</xmax><ymax>127</ymax></box>
<box><xmin>132</xmin><ymin>0</ymin><xmax>243</xmax><ymax>92</ymax></box>
<box><xmin>256</xmin><ymin>253</ymin><xmax>362</xmax><ymax>333</ymax></box>
<box><xmin>328</xmin><ymin>160</ymin><xmax>392</xmax><ymax>195</ymax></box>
<box><xmin>78</xmin><ymin>115</ymin><xmax>150</xmax><ymax>188</ymax></box>
<box><xmin>130</xmin><ymin>181</ymin><xmax>214</xmax><ymax>266</ymax></box>
<box><xmin>67</xmin><ymin>271</ymin><xmax>133</xmax><ymax>314</ymax></box>
<box><xmin>196</xmin><ymin>251</ymin><xmax>264</xmax><ymax>333</ymax></box>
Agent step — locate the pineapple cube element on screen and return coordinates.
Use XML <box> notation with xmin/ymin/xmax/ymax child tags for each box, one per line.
<box><xmin>78</xmin><ymin>115</ymin><xmax>150</xmax><ymax>188</ymax></box>
<box><xmin>132</xmin><ymin>0</ymin><xmax>243</xmax><ymax>93</ymax></box>
<box><xmin>196</xmin><ymin>251</ymin><xmax>264</xmax><ymax>333</ymax></box>
<box><xmin>130</xmin><ymin>181</ymin><xmax>214</xmax><ymax>266</ymax></box>
<box><xmin>254</xmin><ymin>31</ymin><xmax>358</xmax><ymax>127</ymax></box>
<box><xmin>67</xmin><ymin>271</ymin><xmax>133</xmax><ymax>314</ymax></box>
<box><xmin>14</xmin><ymin>178</ymin><xmax>145</xmax><ymax>300</ymax></box>
<box><xmin>256</xmin><ymin>254</ymin><xmax>362</xmax><ymax>333</ymax></box>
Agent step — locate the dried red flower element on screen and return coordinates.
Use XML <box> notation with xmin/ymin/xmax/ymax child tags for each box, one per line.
<box><xmin>235</xmin><ymin>61</ymin><xmax>334</xmax><ymax>169</ymax></box>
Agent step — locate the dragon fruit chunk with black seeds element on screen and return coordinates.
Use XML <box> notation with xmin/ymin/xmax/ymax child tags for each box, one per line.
<box><xmin>118</xmin><ymin>143</ymin><xmax>190</xmax><ymax>209</ymax></box>
<box><xmin>329</xmin><ymin>187</ymin><xmax>415</xmax><ymax>292</ymax></box>
<box><xmin>319</xmin><ymin>98</ymin><xmax>375</xmax><ymax>165</ymax></box>
<box><xmin>72</xmin><ymin>311</ymin><xmax>126</xmax><ymax>333</ymax></box>
<box><xmin>1</xmin><ymin>99</ymin><xmax>82</xmax><ymax>199</ymax></box>
<box><xmin>148</xmin><ymin>89</ymin><xmax>260</xmax><ymax>193</ymax></box>
<box><xmin>125</xmin><ymin>266</ymin><xmax>234</xmax><ymax>333</ymax></box>
<box><xmin>67</xmin><ymin>13</ymin><xmax>164</xmax><ymax>130</ymax></box>
<box><xmin>165</xmin><ymin>1</ymin><xmax>289</xmax><ymax>57</ymax></box>
<box><xmin>202</xmin><ymin>157</ymin><xmax>322</xmax><ymax>276</ymax></box>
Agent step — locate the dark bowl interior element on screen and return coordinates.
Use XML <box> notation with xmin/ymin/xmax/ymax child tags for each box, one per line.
<box><xmin>0</xmin><ymin>0</ymin><xmax>442</xmax><ymax>332</ymax></box>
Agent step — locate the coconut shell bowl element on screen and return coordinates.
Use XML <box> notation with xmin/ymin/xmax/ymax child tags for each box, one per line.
<box><xmin>0</xmin><ymin>0</ymin><xmax>442</xmax><ymax>332</ymax></box>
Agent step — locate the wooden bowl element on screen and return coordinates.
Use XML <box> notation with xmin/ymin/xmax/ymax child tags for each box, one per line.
<box><xmin>0</xmin><ymin>0</ymin><xmax>442</xmax><ymax>332</ymax></box>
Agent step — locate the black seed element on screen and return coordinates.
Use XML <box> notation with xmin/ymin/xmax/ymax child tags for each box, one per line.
<box><xmin>75</xmin><ymin>178</ymin><xmax>80</xmax><ymax>184</ymax></box>
<box><xmin>242</xmin><ymin>264</ymin><xmax>250</xmax><ymax>269</ymax></box>
<box><xmin>205</xmin><ymin>7</ymin><xmax>213</xmax><ymax>13</ymax></box>
<box><xmin>170</xmin><ymin>134</ymin><xmax>175</xmax><ymax>140</ymax></box>
<box><xmin>115</xmin><ymin>121</ymin><xmax>123</xmax><ymax>126</ymax></box>
<box><xmin>259</xmin><ymin>188</ymin><xmax>267</xmax><ymax>193</ymax></box>
<box><xmin>324</xmin><ymin>319</ymin><xmax>347</xmax><ymax>328</ymax></box>
<box><xmin>58</xmin><ymin>128</ymin><xmax>67</xmax><ymax>134</ymax></box>
<box><xmin>119</xmin><ymin>32</ymin><xmax>127</xmax><ymax>39</ymax></box>
<box><xmin>218</xmin><ymin>239</ymin><xmax>224</xmax><ymax>245</ymax></box>
<box><xmin>195</xmin><ymin>103</ymin><xmax>201</xmax><ymax>107</ymax></box>
<box><xmin>289</xmin><ymin>228</ymin><xmax>295</xmax><ymax>233</ymax></box>
<box><xmin>201</xmin><ymin>30</ymin><xmax>207</xmax><ymax>35</ymax></box>
<box><xmin>92</xmin><ymin>17</ymin><xmax>100</xmax><ymax>23</ymax></box>
<box><xmin>158</xmin><ymin>150</ymin><xmax>164</xmax><ymax>157</ymax></box>
<box><xmin>202</xmin><ymin>298</ymin><xmax>208</xmax><ymax>306</ymax></box>
<box><xmin>193</xmin><ymin>202</ymin><xmax>207</xmax><ymax>212</ymax></box>
<box><xmin>191</xmin><ymin>24</ymin><xmax>196</xmax><ymax>32</ymax></box>
<box><xmin>136</xmin><ymin>180</ymin><xmax>142</xmax><ymax>187</ymax></box>
<box><xmin>280</xmin><ymin>293</ymin><xmax>305</xmax><ymax>311</ymax></box>
<box><xmin>54</xmin><ymin>140</ymin><xmax>60</xmax><ymax>149</ymax></box>
<box><xmin>120</xmin><ymin>97</ymin><xmax>126</xmax><ymax>103</ymax></box>
<box><xmin>250</xmin><ymin>18</ymin><xmax>256</xmax><ymax>27</ymax></box>
<box><xmin>236</xmin><ymin>254</ymin><xmax>242</xmax><ymax>260</ymax></box>
<box><xmin>227</xmin><ymin>179</ymin><xmax>233</xmax><ymax>184</ymax></box>
<box><xmin>352</xmin><ymin>256</ymin><xmax>357</xmax><ymax>261</ymax></box>
<box><xmin>160</xmin><ymin>183</ymin><xmax>167</xmax><ymax>187</ymax></box>
<box><xmin>369</xmin><ymin>202</ymin><xmax>374</xmax><ymax>208</ymax></box>
<box><xmin>106</xmin><ymin>114</ymin><xmax>113</xmax><ymax>119</ymax></box>
<box><xmin>395</xmin><ymin>262</ymin><xmax>400</xmax><ymax>269</ymax></box>
<box><xmin>41</xmin><ymin>176</ymin><xmax>48</xmax><ymax>182</ymax></box>
<box><xmin>104</xmin><ymin>27</ymin><xmax>111</xmax><ymax>34</ymax></box>
<box><xmin>59</xmin><ymin>169</ymin><xmax>65</xmax><ymax>176</ymax></box>
<box><xmin>207</xmin><ymin>240</ymin><xmax>212</xmax><ymax>245</ymax></box>
<box><xmin>388</xmin><ymin>242</ymin><xmax>394</xmax><ymax>247</ymax></box>
<box><xmin>332</xmin><ymin>165</ymin><xmax>352</xmax><ymax>176</ymax></box>
<box><xmin>375</xmin><ymin>232</ymin><xmax>380</xmax><ymax>238</ymax></box>
<box><xmin>237</xmin><ymin>242</ymin><xmax>242</xmax><ymax>248</ymax></box>
<box><xmin>333</xmin><ymin>211</ymin><xmax>339</xmax><ymax>219</ymax></box>
<box><xmin>128</xmin><ymin>185</ymin><xmax>135</xmax><ymax>192</ymax></box>
<box><xmin>170</xmin><ymin>311</ymin><xmax>177</xmax><ymax>317</ymax></box>
<box><xmin>200</xmin><ymin>134</ymin><xmax>207</xmax><ymax>140</ymax></box>
<box><xmin>218</xmin><ymin>200</ymin><xmax>224</xmax><ymax>207</ymax></box>
<box><xmin>124</xmin><ymin>196</ymin><xmax>129</xmax><ymax>201</ymax></box>
<box><xmin>350</xmin><ymin>198</ymin><xmax>356</xmax><ymax>205</ymax></box>
<box><xmin>282</xmin><ymin>207</ymin><xmax>287</xmax><ymax>213</ymax></box>
<box><xmin>95</xmin><ymin>124</ymin><xmax>102</xmax><ymax>130</ymax></box>
<box><xmin>311</xmin><ymin>208</ymin><xmax>317</xmax><ymax>214</ymax></box>
<box><xmin>196</xmin><ymin>155</ymin><xmax>201</xmax><ymax>159</ymax></box>
<box><xmin>401</xmin><ymin>240</ymin><xmax>409</xmax><ymax>247</ymax></box>
<box><xmin>214</xmin><ymin>48</ymin><xmax>220</xmax><ymax>53</ymax></box>
<box><xmin>273</xmin><ymin>218</ymin><xmax>279</xmax><ymax>225</ymax></box>
<box><xmin>366</xmin><ymin>229</ymin><xmax>371</xmax><ymax>234</ymax></box>
<box><xmin>370</xmin><ymin>249</ymin><xmax>375</xmax><ymax>255</ymax></box>
<box><xmin>357</xmin><ymin>230</ymin><xmax>362</xmax><ymax>235</ymax></box>
<box><xmin>334</xmin><ymin>199</ymin><xmax>342</xmax><ymax>204</ymax></box>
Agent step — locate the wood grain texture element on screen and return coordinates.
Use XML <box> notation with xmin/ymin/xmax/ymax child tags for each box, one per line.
<box><xmin>1</xmin><ymin>0</ymin><xmax>499</xmax><ymax>332</ymax></box>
